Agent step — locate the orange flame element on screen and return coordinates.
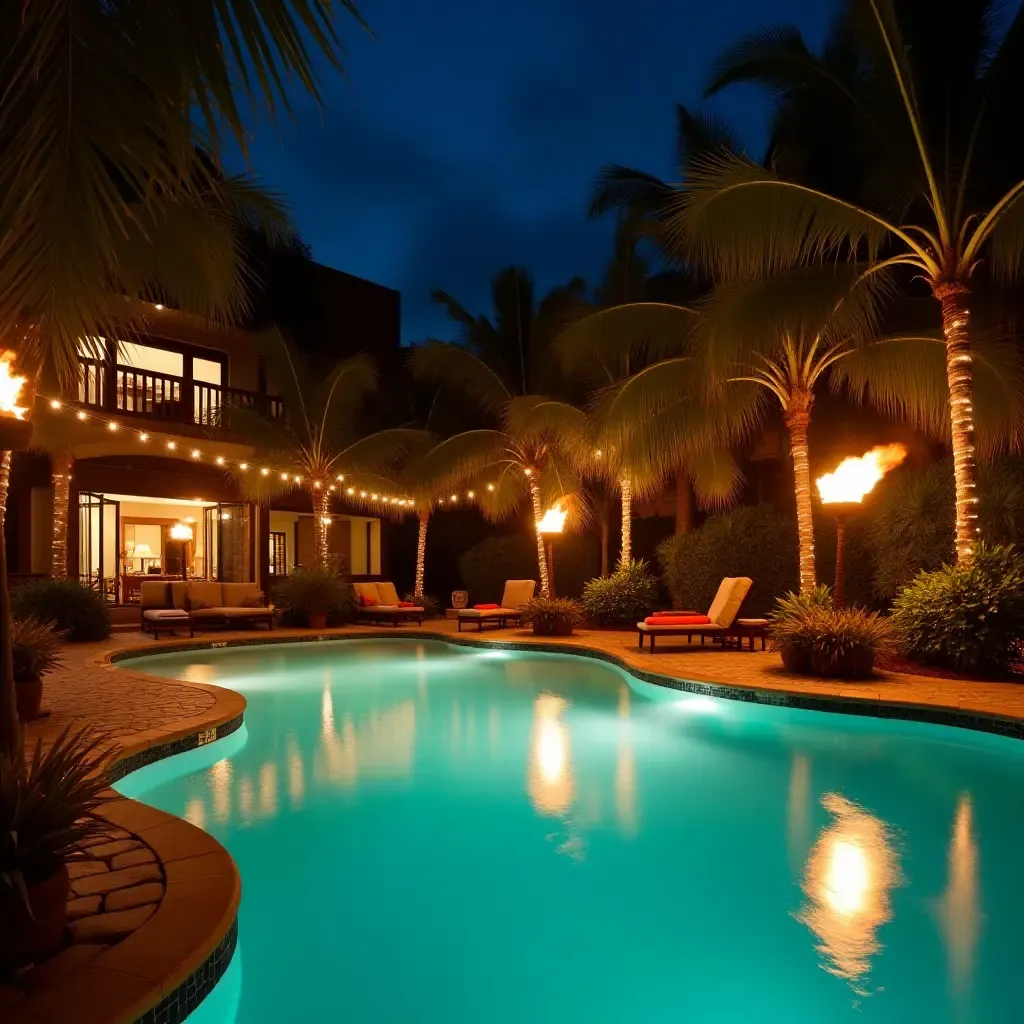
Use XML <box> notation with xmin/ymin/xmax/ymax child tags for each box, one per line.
<box><xmin>536</xmin><ymin>502</ymin><xmax>567</xmax><ymax>534</ymax></box>
<box><xmin>0</xmin><ymin>352</ymin><xmax>28</xmax><ymax>420</ymax></box>
<box><xmin>816</xmin><ymin>443</ymin><xmax>908</xmax><ymax>504</ymax></box>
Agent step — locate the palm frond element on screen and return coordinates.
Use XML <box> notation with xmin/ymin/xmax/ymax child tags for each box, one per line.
<box><xmin>337</xmin><ymin>428</ymin><xmax>427</xmax><ymax>476</ymax></box>
<box><xmin>472</xmin><ymin>465</ymin><xmax>528</xmax><ymax>524</ymax></box>
<box><xmin>674</xmin><ymin>104</ymin><xmax>743</xmax><ymax>176</ymax></box>
<box><xmin>314</xmin><ymin>354</ymin><xmax>378</xmax><ymax>449</ymax></box>
<box><xmin>430</xmin><ymin>289</ymin><xmax>482</xmax><ymax>349</ymax></box>
<box><xmin>410</xmin><ymin>341</ymin><xmax>512</xmax><ymax>414</ymax></box>
<box><xmin>413</xmin><ymin>430</ymin><xmax>518</xmax><ymax>492</ymax></box>
<box><xmin>685</xmin><ymin>449</ymin><xmax>745</xmax><ymax>510</ymax></box>
<box><xmin>976</xmin><ymin>187</ymin><xmax>1024</xmax><ymax>283</ymax></box>
<box><xmin>503</xmin><ymin>397</ymin><xmax>596</xmax><ymax>462</ymax></box>
<box><xmin>588</xmin><ymin>166</ymin><xmax>675</xmax><ymax>219</ymax></box>
<box><xmin>671</xmin><ymin>150</ymin><xmax>902</xmax><ymax>278</ymax></box>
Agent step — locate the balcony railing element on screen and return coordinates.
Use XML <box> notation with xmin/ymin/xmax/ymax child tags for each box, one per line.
<box><xmin>78</xmin><ymin>356</ymin><xmax>284</xmax><ymax>429</ymax></box>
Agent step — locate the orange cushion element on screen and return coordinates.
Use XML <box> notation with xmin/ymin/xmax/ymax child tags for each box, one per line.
<box><xmin>398</xmin><ymin>601</ymin><xmax>416</xmax><ymax>608</ymax></box>
<box><xmin>473</xmin><ymin>603</ymin><xmax>500</xmax><ymax>610</ymax></box>
<box><xmin>358</xmin><ymin>594</ymin><xmax>377</xmax><ymax>607</ymax></box>
<box><xmin>644</xmin><ymin>615</ymin><xmax>711</xmax><ymax>626</ymax></box>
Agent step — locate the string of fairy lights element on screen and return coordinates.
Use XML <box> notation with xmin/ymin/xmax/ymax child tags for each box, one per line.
<box><xmin>38</xmin><ymin>394</ymin><xmax>497</xmax><ymax>514</ymax></box>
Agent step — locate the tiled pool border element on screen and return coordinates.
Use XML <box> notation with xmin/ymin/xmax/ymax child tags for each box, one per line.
<box><xmin>109</xmin><ymin>630</ymin><xmax>1024</xmax><ymax>742</ymax></box>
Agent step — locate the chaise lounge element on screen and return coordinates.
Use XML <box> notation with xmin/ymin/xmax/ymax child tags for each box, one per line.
<box><xmin>636</xmin><ymin>577</ymin><xmax>767</xmax><ymax>652</ymax></box>
<box><xmin>457</xmin><ymin>580</ymin><xmax>536</xmax><ymax>632</ymax></box>
<box><xmin>353</xmin><ymin>582</ymin><xmax>425</xmax><ymax>625</ymax></box>
<box><xmin>140</xmin><ymin>580</ymin><xmax>275</xmax><ymax>638</ymax></box>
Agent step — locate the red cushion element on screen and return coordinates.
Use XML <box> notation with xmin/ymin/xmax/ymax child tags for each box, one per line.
<box><xmin>358</xmin><ymin>594</ymin><xmax>377</xmax><ymax>607</ymax></box>
<box><xmin>397</xmin><ymin>601</ymin><xmax>416</xmax><ymax>608</ymax></box>
<box><xmin>473</xmin><ymin>603</ymin><xmax>500</xmax><ymax>610</ymax></box>
<box><xmin>644</xmin><ymin>614</ymin><xmax>711</xmax><ymax>626</ymax></box>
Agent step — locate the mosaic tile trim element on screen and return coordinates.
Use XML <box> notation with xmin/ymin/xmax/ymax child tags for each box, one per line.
<box><xmin>133</xmin><ymin>919</ymin><xmax>238</xmax><ymax>1024</ymax></box>
<box><xmin>110</xmin><ymin>631</ymin><xmax>1024</xmax><ymax>742</ymax></box>
<box><xmin>106</xmin><ymin>713</ymin><xmax>244</xmax><ymax>783</ymax></box>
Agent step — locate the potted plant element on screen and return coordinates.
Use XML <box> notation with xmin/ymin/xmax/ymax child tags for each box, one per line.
<box><xmin>521</xmin><ymin>597</ymin><xmax>585</xmax><ymax>637</ymax></box>
<box><xmin>1</xmin><ymin>727</ymin><xmax>112</xmax><ymax>969</ymax></box>
<box><xmin>768</xmin><ymin>586</ymin><xmax>834</xmax><ymax>673</ymax></box>
<box><xmin>11</xmin><ymin>618</ymin><xmax>65</xmax><ymax>721</ymax></box>
<box><xmin>276</xmin><ymin>566</ymin><xmax>353</xmax><ymax>630</ymax></box>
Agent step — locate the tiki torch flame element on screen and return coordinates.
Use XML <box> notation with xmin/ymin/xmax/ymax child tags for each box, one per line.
<box><xmin>0</xmin><ymin>352</ymin><xmax>28</xmax><ymax>420</ymax></box>
<box><xmin>536</xmin><ymin>503</ymin><xmax>567</xmax><ymax>534</ymax></box>
<box><xmin>817</xmin><ymin>444</ymin><xmax>908</xmax><ymax>505</ymax></box>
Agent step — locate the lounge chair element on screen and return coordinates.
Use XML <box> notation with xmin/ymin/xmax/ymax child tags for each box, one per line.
<box><xmin>636</xmin><ymin>577</ymin><xmax>763</xmax><ymax>652</ymax></box>
<box><xmin>353</xmin><ymin>582</ymin><xmax>425</xmax><ymax>625</ymax></box>
<box><xmin>457</xmin><ymin>580</ymin><xmax>536</xmax><ymax>632</ymax></box>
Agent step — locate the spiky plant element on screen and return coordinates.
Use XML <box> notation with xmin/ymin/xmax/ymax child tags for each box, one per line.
<box><xmin>769</xmin><ymin>604</ymin><xmax>897</xmax><ymax>679</ymax></box>
<box><xmin>520</xmin><ymin>597</ymin><xmax>585</xmax><ymax>636</ymax></box>
<box><xmin>10</xmin><ymin>619</ymin><xmax>65</xmax><ymax>684</ymax></box>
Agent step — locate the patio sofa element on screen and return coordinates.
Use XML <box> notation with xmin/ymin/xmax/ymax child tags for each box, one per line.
<box><xmin>636</xmin><ymin>577</ymin><xmax>766</xmax><ymax>652</ymax></box>
<box><xmin>140</xmin><ymin>580</ymin><xmax>275</xmax><ymax>638</ymax></box>
<box><xmin>456</xmin><ymin>580</ymin><xmax>536</xmax><ymax>632</ymax></box>
<box><xmin>353</xmin><ymin>582</ymin><xmax>425</xmax><ymax>625</ymax></box>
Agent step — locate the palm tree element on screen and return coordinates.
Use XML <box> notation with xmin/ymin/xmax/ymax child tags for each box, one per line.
<box><xmin>556</xmin><ymin>221</ymin><xmax>743</xmax><ymax>567</ymax></box>
<box><xmin>671</xmin><ymin>0</ymin><xmax>1024</xmax><ymax>563</ymax></box>
<box><xmin>226</xmin><ymin>332</ymin><xmax>421</xmax><ymax>569</ymax></box>
<box><xmin>411</xmin><ymin>268</ymin><xmax>588</xmax><ymax>595</ymax></box>
<box><xmin>559</xmin><ymin>265</ymin><xmax>1022</xmax><ymax>594</ymax></box>
<box><xmin>0</xmin><ymin>0</ymin><xmax>366</xmax><ymax>756</ymax></box>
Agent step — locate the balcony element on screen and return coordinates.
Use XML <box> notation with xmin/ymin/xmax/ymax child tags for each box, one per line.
<box><xmin>78</xmin><ymin>355</ymin><xmax>284</xmax><ymax>429</ymax></box>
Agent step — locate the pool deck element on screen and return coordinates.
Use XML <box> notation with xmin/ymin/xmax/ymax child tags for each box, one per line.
<box><xmin>7</xmin><ymin>617</ymin><xmax>1024</xmax><ymax>1023</ymax></box>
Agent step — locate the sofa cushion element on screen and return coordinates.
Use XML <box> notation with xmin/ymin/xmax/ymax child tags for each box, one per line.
<box><xmin>473</xmin><ymin>603</ymin><xmax>500</xmax><ymax>610</ymax></box>
<box><xmin>187</xmin><ymin>581</ymin><xmax>224</xmax><ymax>611</ymax></box>
<box><xmin>170</xmin><ymin>581</ymin><xmax>189</xmax><ymax>610</ymax></box>
<box><xmin>353</xmin><ymin>583</ymin><xmax>379</xmax><ymax>606</ymax></box>
<box><xmin>458</xmin><ymin>608</ymin><xmax>504</xmax><ymax>618</ymax></box>
<box><xmin>143</xmin><ymin>608</ymin><xmax>189</xmax><ymax>620</ymax></box>
<box><xmin>223</xmin><ymin>583</ymin><xmax>262</xmax><ymax>607</ymax></box>
<box><xmin>499</xmin><ymin>580</ymin><xmax>536</xmax><ymax>610</ymax></box>
<box><xmin>707</xmin><ymin>577</ymin><xmax>753</xmax><ymax>627</ymax></box>
<box><xmin>376</xmin><ymin>582</ymin><xmax>401</xmax><ymax>606</ymax></box>
<box><xmin>139</xmin><ymin>581</ymin><xmax>171</xmax><ymax>611</ymax></box>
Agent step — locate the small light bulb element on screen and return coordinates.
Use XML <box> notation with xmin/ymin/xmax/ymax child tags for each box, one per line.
<box><xmin>360</xmin><ymin>490</ymin><xmax>367</xmax><ymax>498</ymax></box>
<box><xmin>77</xmin><ymin>411</ymin><xmax>87</xmax><ymax>420</ymax></box>
<box><xmin>347</xmin><ymin>487</ymin><xmax>354</xmax><ymax>495</ymax></box>
<box><xmin>108</xmin><ymin>421</ymin><xmax>118</xmax><ymax>431</ymax></box>
<box><xmin>261</xmin><ymin>467</ymin><xmax>269</xmax><ymax>476</ymax></box>
<box><xmin>294</xmin><ymin>476</ymin><xmax>302</xmax><ymax>484</ymax></box>
<box><xmin>314</xmin><ymin>480</ymin><xmax>321</xmax><ymax>489</ymax></box>
<box><xmin>281</xmin><ymin>472</ymin><xmax>289</xmax><ymax>481</ymax></box>
<box><xmin>487</xmin><ymin>483</ymin><xmax>495</xmax><ymax>491</ymax></box>
<box><xmin>467</xmin><ymin>490</ymin><xmax>475</xmax><ymax>498</ymax></box>
<box><xmin>139</xmin><ymin>432</ymin><xmax>149</xmax><ymax>442</ymax></box>
<box><xmin>451</xmin><ymin>494</ymin><xmax>457</xmax><ymax>502</ymax></box>
<box><xmin>154</xmin><ymin>303</ymin><xmax>164</xmax><ymax>311</ymax></box>
<box><xmin>216</xmin><ymin>456</ymin><xmax>225</xmax><ymax>466</ymax></box>
<box><xmin>337</xmin><ymin>474</ymin><xmax>344</xmax><ymax>482</ymax></box>
<box><xmin>371</xmin><ymin>493</ymin><xmax>378</xmax><ymax>500</ymax></box>
<box><xmin>240</xmin><ymin>462</ymin><xmax>248</xmax><ymax>471</ymax></box>
<box><xmin>524</xmin><ymin>467</ymin><xmax>532</xmax><ymax>476</ymax></box>
<box><xmin>191</xmin><ymin>449</ymin><xmax>200</xmax><ymax>459</ymax></box>
<box><xmin>167</xmin><ymin>441</ymin><xmax>176</xmax><ymax>450</ymax></box>
<box><xmin>49</xmin><ymin>399</ymin><xmax>60</xmax><ymax>410</ymax></box>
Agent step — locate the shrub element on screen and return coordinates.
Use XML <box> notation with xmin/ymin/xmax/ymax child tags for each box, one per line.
<box><xmin>657</xmin><ymin>504</ymin><xmax>798</xmax><ymax>617</ymax></box>
<box><xmin>10</xmin><ymin>579</ymin><xmax>109</xmax><ymax>642</ymax></box>
<box><xmin>769</xmin><ymin>602</ymin><xmax>897</xmax><ymax>679</ymax></box>
<box><xmin>580</xmin><ymin>560</ymin><xmax>660</xmax><ymax>626</ymax></box>
<box><xmin>405</xmin><ymin>592</ymin><xmax>442</xmax><ymax>618</ymax></box>
<box><xmin>11</xmin><ymin>619</ymin><xmax>65</xmax><ymax>683</ymax></box>
<box><xmin>890</xmin><ymin>543</ymin><xmax>1024</xmax><ymax>672</ymax></box>
<box><xmin>520</xmin><ymin>597</ymin><xmax>584</xmax><ymax>636</ymax></box>
<box><xmin>459</xmin><ymin>533</ymin><xmax>599</xmax><ymax>602</ymax></box>
<box><xmin>275</xmin><ymin>566</ymin><xmax>355</xmax><ymax>627</ymax></box>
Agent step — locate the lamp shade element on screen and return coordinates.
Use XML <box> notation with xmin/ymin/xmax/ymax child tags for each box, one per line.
<box><xmin>132</xmin><ymin>544</ymin><xmax>154</xmax><ymax>559</ymax></box>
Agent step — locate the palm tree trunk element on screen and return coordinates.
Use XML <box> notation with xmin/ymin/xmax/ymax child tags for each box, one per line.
<box><xmin>313</xmin><ymin>486</ymin><xmax>331</xmax><ymax>568</ymax></box>
<box><xmin>599</xmin><ymin>504</ymin><xmax>609</xmax><ymax>577</ymax></box>
<box><xmin>935</xmin><ymin>282</ymin><xmax>980</xmax><ymax>562</ymax></box>
<box><xmin>51</xmin><ymin>450</ymin><xmax>73</xmax><ymax>578</ymax></box>
<box><xmin>0</xmin><ymin>450</ymin><xmax>19</xmax><ymax>756</ymax></box>
<box><xmin>619</xmin><ymin>475</ymin><xmax>632</xmax><ymax>568</ymax></box>
<box><xmin>414</xmin><ymin>509</ymin><xmax>429</xmax><ymax>598</ymax></box>
<box><xmin>675</xmin><ymin>473</ymin><xmax>694</xmax><ymax>534</ymax></box>
<box><xmin>529</xmin><ymin>480</ymin><xmax>551</xmax><ymax>597</ymax></box>
<box><xmin>784</xmin><ymin>395</ymin><xmax>816</xmax><ymax>595</ymax></box>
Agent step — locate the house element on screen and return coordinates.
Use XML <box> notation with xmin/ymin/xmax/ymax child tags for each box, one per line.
<box><xmin>4</xmin><ymin>263</ymin><xmax>402</xmax><ymax>603</ymax></box>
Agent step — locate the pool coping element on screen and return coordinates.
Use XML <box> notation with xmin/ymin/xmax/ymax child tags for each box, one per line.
<box><xmin>5</xmin><ymin>680</ymin><xmax>245</xmax><ymax>1024</ymax></box>
<box><xmin>107</xmin><ymin>629</ymin><xmax>1024</xmax><ymax>742</ymax></box>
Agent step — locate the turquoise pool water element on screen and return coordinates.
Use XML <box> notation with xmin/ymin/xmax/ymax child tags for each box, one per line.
<box><xmin>117</xmin><ymin>639</ymin><xmax>1024</xmax><ymax>1023</ymax></box>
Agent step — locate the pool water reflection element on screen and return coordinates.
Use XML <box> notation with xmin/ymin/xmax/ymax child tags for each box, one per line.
<box><xmin>117</xmin><ymin>639</ymin><xmax>1024</xmax><ymax>1024</ymax></box>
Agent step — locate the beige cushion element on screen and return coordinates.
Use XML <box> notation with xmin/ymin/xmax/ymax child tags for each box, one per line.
<box><xmin>376</xmin><ymin>581</ymin><xmax>400</xmax><ymax>605</ymax></box>
<box><xmin>143</xmin><ymin>607</ymin><xmax>188</xmax><ymax>620</ymax></box>
<box><xmin>223</xmin><ymin>583</ymin><xmax>262</xmax><ymax>607</ymax></box>
<box><xmin>637</xmin><ymin>621</ymin><xmax>724</xmax><ymax>632</ymax></box>
<box><xmin>353</xmin><ymin>582</ymin><xmax>380</xmax><ymax>605</ymax></box>
<box><xmin>706</xmin><ymin>577</ymin><xmax>752</xmax><ymax>627</ymax></box>
<box><xmin>170</xmin><ymin>581</ymin><xmax>189</xmax><ymax>610</ymax></box>
<box><xmin>139</xmin><ymin>581</ymin><xmax>170</xmax><ymax>610</ymax></box>
<box><xmin>188</xmin><ymin>581</ymin><xmax>224</xmax><ymax>610</ymax></box>
<box><xmin>458</xmin><ymin>608</ymin><xmax>504</xmax><ymax>619</ymax></box>
<box><xmin>500</xmin><ymin>580</ymin><xmax>536</xmax><ymax>610</ymax></box>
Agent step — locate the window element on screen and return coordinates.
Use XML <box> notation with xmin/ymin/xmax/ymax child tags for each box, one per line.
<box><xmin>269</xmin><ymin>532</ymin><xmax>287</xmax><ymax>576</ymax></box>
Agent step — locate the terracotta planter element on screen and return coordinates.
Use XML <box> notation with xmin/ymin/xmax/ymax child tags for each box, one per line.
<box><xmin>779</xmin><ymin>644</ymin><xmax>813</xmax><ymax>674</ymax></box>
<box><xmin>810</xmin><ymin>645</ymin><xmax>876</xmax><ymax>680</ymax></box>
<box><xmin>16</xmin><ymin>677</ymin><xmax>43</xmax><ymax>721</ymax></box>
<box><xmin>532</xmin><ymin>622</ymin><xmax>574</xmax><ymax>637</ymax></box>
<box><xmin>0</xmin><ymin>863</ymin><xmax>70</xmax><ymax>969</ymax></box>
<box><xmin>308</xmin><ymin>612</ymin><xmax>328</xmax><ymax>630</ymax></box>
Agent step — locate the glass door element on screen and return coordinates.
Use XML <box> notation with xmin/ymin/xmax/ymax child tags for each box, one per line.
<box><xmin>78</xmin><ymin>492</ymin><xmax>120</xmax><ymax>601</ymax></box>
<box><xmin>204</xmin><ymin>503</ymin><xmax>250</xmax><ymax>581</ymax></box>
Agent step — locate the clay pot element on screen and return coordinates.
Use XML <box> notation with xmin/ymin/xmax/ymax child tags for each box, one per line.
<box><xmin>308</xmin><ymin>612</ymin><xmax>328</xmax><ymax>630</ymax></box>
<box><xmin>0</xmin><ymin>863</ymin><xmax>70</xmax><ymax>969</ymax></box>
<box><xmin>810</xmin><ymin>645</ymin><xmax>875</xmax><ymax>680</ymax></box>
<box><xmin>779</xmin><ymin>644</ymin><xmax>813</xmax><ymax>674</ymax></box>
<box><xmin>16</xmin><ymin>677</ymin><xmax>43</xmax><ymax>721</ymax></box>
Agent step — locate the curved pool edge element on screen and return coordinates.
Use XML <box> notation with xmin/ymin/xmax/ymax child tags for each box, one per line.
<box><xmin>107</xmin><ymin>629</ymin><xmax>1024</xmax><ymax>743</ymax></box>
<box><xmin>5</xmin><ymin>676</ymin><xmax>246</xmax><ymax>1024</ymax></box>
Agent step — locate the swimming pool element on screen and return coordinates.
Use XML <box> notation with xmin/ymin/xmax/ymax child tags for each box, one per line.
<box><xmin>117</xmin><ymin>638</ymin><xmax>1024</xmax><ymax>1023</ymax></box>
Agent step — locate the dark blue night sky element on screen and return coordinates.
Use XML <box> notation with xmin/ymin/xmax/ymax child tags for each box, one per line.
<box><xmin>238</xmin><ymin>0</ymin><xmax>836</xmax><ymax>344</ymax></box>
